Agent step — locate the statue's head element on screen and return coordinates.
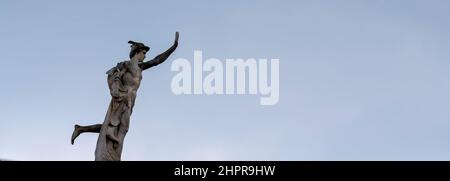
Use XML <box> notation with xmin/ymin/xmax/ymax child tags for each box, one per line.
<box><xmin>128</xmin><ymin>40</ymin><xmax>150</xmax><ymax>62</ymax></box>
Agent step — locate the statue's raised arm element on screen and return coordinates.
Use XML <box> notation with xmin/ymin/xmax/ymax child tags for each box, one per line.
<box><xmin>140</xmin><ymin>32</ymin><xmax>179</xmax><ymax>70</ymax></box>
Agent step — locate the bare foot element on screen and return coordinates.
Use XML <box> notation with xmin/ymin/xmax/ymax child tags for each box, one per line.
<box><xmin>71</xmin><ymin>124</ymin><xmax>81</xmax><ymax>145</ymax></box>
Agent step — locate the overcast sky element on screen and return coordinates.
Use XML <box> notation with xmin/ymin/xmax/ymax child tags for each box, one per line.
<box><xmin>1</xmin><ymin>0</ymin><xmax>450</xmax><ymax>160</ymax></box>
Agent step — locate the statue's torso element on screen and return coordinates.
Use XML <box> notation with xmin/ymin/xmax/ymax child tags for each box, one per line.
<box><xmin>123</xmin><ymin>62</ymin><xmax>143</xmax><ymax>104</ymax></box>
<box><xmin>95</xmin><ymin>61</ymin><xmax>143</xmax><ymax>161</ymax></box>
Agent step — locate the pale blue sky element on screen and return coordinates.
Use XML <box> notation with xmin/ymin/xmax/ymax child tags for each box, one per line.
<box><xmin>1</xmin><ymin>0</ymin><xmax>450</xmax><ymax>160</ymax></box>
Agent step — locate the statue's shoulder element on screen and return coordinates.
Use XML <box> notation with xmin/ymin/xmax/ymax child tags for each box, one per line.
<box><xmin>106</xmin><ymin>61</ymin><xmax>131</xmax><ymax>75</ymax></box>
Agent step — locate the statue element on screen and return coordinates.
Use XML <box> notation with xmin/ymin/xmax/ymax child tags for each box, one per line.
<box><xmin>71</xmin><ymin>32</ymin><xmax>179</xmax><ymax>161</ymax></box>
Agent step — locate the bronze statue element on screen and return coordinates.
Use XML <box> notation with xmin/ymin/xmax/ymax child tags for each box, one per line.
<box><xmin>71</xmin><ymin>32</ymin><xmax>179</xmax><ymax>161</ymax></box>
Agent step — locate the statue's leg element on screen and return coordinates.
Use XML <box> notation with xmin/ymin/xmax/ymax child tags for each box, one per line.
<box><xmin>71</xmin><ymin>124</ymin><xmax>102</xmax><ymax>145</ymax></box>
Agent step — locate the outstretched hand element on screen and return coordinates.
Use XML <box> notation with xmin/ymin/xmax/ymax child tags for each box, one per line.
<box><xmin>174</xmin><ymin>32</ymin><xmax>179</xmax><ymax>44</ymax></box>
